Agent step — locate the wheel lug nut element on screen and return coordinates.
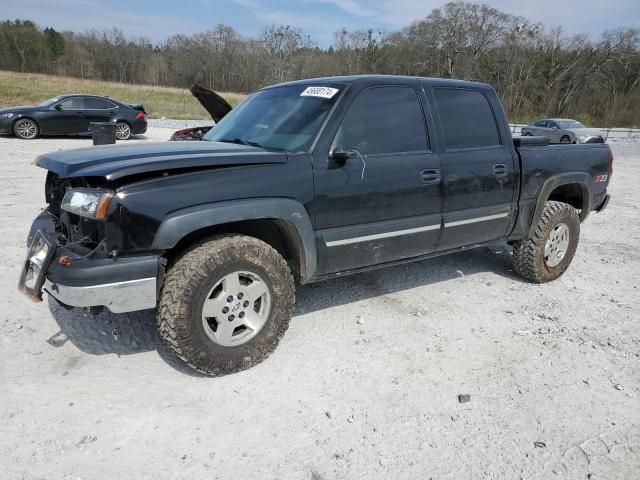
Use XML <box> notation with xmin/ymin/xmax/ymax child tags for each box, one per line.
<box><xmin>228</xmin><ymin>314</ymin><xmax>235</xmax><ymax>321</ymax></box>
<box><xmin>227</xmin><ymin>296</ymin><xmax>234</xmax><ymax>302</ymax></box>
<box><xmin>237</xmin><ymin>293</ymin><xmax>244</xmax><ymax>299</ymax></box>
<box><xmin>243</xmin><ymin>300</ymin><xmax>249</xmax><ymax>307</ymax></box>
<box><xmin>239</xmin><ymin>312</ymin><xmax>245</xmax><ymax>318</ymax></box>
<box><xmin>222</xmin><ymin>307</ymin><xmax>229</xmax><ymax>314</ymax></box>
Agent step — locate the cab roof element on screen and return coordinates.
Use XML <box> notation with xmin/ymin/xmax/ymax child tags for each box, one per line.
<box><xmin>264</xmin><ymin>74</ymin><xmax>491</xmax><ymax>91</ymax></box>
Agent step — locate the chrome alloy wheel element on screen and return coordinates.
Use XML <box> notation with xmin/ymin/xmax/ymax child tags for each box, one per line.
<box><xmin>544</xmin><ymin>222</ymin><xmax>570</xmax><ymax>268</ymax></box>
<box><xmin>15</xmin><ymin>119</ymin><xmax>38</xmax><ymax>139</ymax></box>
<box><xmin>115</xmin><ymin>122</ymin><xmax>131</xmax><ymax>140</ymax></box>
<box><xmin>201</xmin><ymin>270</ymin><xmax>272</xmax><ymax>347</ymax></box>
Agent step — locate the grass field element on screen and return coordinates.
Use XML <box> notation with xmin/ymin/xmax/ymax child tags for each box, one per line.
<box><xmin>0</xmin><ymin>71</ymin><xmax>246</xmax><ymax>120</ymax></box>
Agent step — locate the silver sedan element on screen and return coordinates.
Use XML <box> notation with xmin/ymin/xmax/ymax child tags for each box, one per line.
<box><xmin>521</xmin><ymin>119</ymin><xmax>605</xmax><ymax>144</ymax></box>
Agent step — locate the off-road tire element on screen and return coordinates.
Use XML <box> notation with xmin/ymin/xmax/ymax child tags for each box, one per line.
<box><xmin>512</xmin><ymin>201</ymin><xmax>580</xmax><ymax>283</ymax></box>
<box><xmin>157</xmin><ymin>234</ymin><xmax>295</xmax><ymax>376</ymax></box>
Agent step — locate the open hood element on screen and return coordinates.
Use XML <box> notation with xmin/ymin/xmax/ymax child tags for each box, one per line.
<box><xmin>190</xmin><ymin>84</ymin><xmax>233</xmax><ymax>123</ymax></box>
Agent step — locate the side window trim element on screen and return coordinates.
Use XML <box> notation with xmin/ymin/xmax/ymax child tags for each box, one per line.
<box><xmin>331</xmin><ymin>84</ymin><xmax>431</xmax><ymax>156</ymax></box>
<box><xmin>433</xmin><ymin>86</ymin><xmax>503</xmax><ymax>151</ymax></box>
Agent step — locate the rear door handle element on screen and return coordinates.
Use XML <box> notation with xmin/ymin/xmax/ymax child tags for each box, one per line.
<box><xmin>493</xmin><ymin>164</ymin><xmax>507</xmax><ymax>176</ymax></box>
<box><xmin>420</xmin><ymin>168</ymin><xmax>441</xmax><ymax>185</ymax></box>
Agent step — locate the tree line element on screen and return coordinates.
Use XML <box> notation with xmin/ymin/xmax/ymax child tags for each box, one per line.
<box><xmin>1</xmin><ymin>2</ymin><xmax>639</xmax><ymax>126</ymax></box>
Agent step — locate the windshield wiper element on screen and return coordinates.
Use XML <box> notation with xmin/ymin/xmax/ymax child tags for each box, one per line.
<box><xmin>218</xmin><ymin>137</ymin><xmax>285</xmax><ymax>152</ymax></box>
<box><xmin>219</xmin><ymin>137</ymin><xmax>265</xmax><ymax>148</ymax></box>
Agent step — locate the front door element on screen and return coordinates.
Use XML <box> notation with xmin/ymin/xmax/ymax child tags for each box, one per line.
<box><xmin>431</xmin><ymin>87</ymin><xmax>516</xmax><ymax>250</ymax></box>
<box><xmin>313</xmin><ymin>84</ymin><xmax>442</xmax><ymax>275</ymax></box>
<box><xmin>44</xmin><ymin>96</ymin><xmax>88</xmax><ymax>134</ymax></box>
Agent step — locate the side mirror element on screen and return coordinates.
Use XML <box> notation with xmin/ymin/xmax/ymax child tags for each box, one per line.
<box><xmin>55</xmin><ymin>104</ymin><xmax>63</xmax><ymax>111</ymax></box>
<box><xmin>331</xmin><ymin>147</ymin><xmax>352</xmax><ymax>163</ymax></box>
<box><xmin>552</xmin><ymin>125</ymin><xmax>559</xmax><ymax>130</ymax></box>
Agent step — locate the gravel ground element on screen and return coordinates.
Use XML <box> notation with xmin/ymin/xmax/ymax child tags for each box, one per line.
<box><xmin>1</xmin><ymin>129</ymin><xmax>639</xmax><ymax>480</ymax></box>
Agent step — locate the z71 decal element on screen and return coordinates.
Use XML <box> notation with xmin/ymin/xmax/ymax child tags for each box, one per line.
<box><xmin>594</xmin><ymin>175</ymin><xmax>608</xmax><ymax>183</ymax></box>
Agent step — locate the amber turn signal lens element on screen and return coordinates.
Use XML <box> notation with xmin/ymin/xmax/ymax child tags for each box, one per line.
<box><xmin>95</xmin><ymin>193</ymin><xmax>114</xmax><ymax>221</ymax></box>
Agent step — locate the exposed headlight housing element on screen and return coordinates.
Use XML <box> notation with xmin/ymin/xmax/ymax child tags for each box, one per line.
<box><xmin>61</xmin><ymin>188</ymin><xmax>114</xmax><ymax>221</ymax></box>
<box><xmin>0</xmin><ymin>112</ymin><xmax>14</xmax><ymax>118</ymax></box>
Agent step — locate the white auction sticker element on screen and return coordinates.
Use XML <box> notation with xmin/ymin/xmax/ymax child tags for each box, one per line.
<box><xmin>300</xmin><ymin>86</ymin><xmax>339</xmax><ymax>99</ymax></box>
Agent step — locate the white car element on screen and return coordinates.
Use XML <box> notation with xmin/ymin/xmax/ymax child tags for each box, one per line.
<box><xmin>521</xmin><ymin>119</ymin><xmax>605</xmax><ymax>144</ymax></box>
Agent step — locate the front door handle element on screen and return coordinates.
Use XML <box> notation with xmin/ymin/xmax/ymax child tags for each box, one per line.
<box><xmin>493</xmin><ymin>164</ymin><xmax>507</xmax><ymax>176</ymax></box>
<box><xmin>420</xmin><ymin>168</ymin><xmax>441</xmax><ymax>185</ymax></box>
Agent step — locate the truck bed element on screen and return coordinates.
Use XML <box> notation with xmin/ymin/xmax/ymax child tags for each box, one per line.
<box><xmin>511</xmin><ymin>138</ymin><xmax>611</xmax><ymax>239</ymax></box>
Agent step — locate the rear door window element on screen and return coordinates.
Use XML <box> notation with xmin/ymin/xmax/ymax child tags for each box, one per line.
<box><xmin>85</xmin><ymin>97</ymin><xmax>113</xmax><ymax>109</ymax></box>
<box><xmin>334</xmin><ymin>86</ymin><xmax>429</xmax><ymax>155</ymax></box>
<box><xmin>434</xmin><ymin>88</ymin><xmax>501</xmax><ymax>150</ymax></box>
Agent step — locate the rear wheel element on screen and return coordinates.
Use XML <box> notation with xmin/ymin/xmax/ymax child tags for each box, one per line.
<box><xmin>157</xmin><ymin>235</ymin><xmax>295</xmax><ymax>376</ymax></box>
<box><xmin>115</xmin><ymin>121</ymin><xmax>131</xmax><ymax>140</ymax></box>
<box><xmin>512</xmin><ymin>201</ymin><xmax>580</xmax><ymax>283</ymax></box>
<box><xmin>13</xmin><ymin>118</ymin><xmax>38</xmax><ymax>139</ymax></box>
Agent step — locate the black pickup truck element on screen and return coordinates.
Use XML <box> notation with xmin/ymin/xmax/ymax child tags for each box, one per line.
<box><xmin>20</xmin><ymin>75</ymin><xmax>612</xmax><ymax>376</ymax></box>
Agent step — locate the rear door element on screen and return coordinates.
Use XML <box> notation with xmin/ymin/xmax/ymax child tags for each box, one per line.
<box><xmin>532</xmin><ymin>120</ymin><xmax>548</xmax><ymax>136</ymax></box>
<box><xmin>430</xmin><ymin>87</ymin><xmax>516</xmax><ymax>249</ymax></box>
<box><xmin>547</xmin><ymin>121</ymin><xmax>563</xmax><ymax>143</ymax></box>
<box><xmin>84</xmin><ymin>97</ymin><xmax>117</xmax><ymax>125</ymax></box>
<box><xmin>313</xmin><ymin>84</ymin><xmax>442</xmax><ymax>275</ymax></box>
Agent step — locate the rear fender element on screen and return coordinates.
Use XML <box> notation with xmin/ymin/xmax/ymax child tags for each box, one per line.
<box><xmin>526</xmin><ymin>173</ymin><xmax>593</xmax><ymax>238</ymax></box>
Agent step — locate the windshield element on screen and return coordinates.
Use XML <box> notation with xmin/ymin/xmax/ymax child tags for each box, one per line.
<box><xmin>203</xmin><ymin>84</ymin><xmax>343</xmax><ymax>151</ymax></box>
<box><xmin>37</xmin><ymin>97</ymin><xmax>62</xmax><ymax>107</ymax></box>
<box><xmin>557</xmin><ymin>120</ymin><xmax>586</xmax><ymax>129</ymax></box>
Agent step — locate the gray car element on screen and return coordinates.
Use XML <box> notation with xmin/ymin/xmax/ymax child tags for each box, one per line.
<box><xmin>521</xmin><ymin>119</ymin><xmax>605</xmax><ymax>144</ymax></box>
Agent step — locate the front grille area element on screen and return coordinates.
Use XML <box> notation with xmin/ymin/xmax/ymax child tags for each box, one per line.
<box><xmin>59</xmin><ymin>210</ymin><xmax>102</xmax><ymax>248</ymax></box>
<box><xmin>45</xmin><ymin>171</ymin><xmax>104</xmax><ymax>249</ymax></box>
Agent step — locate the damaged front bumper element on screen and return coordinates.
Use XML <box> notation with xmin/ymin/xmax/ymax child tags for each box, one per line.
<box><xmin>19</xmin><ymin>211</ymin><xmax>159</xmax><ymax>313</ymax></box>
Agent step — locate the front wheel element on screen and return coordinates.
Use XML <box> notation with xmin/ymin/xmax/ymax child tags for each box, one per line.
<box><xmin>560</xmin><ymin>135</ymin><xmax>571</xmax><ymax>144</ymax></box>
<box><xmin>512</xmin><ymin>201</ymin><xmax>580</xmax><ymax>283</ymax></box>
<box><xmin>13</xmin><ymin>118</ymin><xmax>39</xmax><ymax>139</ymax></box>
<box><xmin>115</xmin><ymin>121</ymin><xmax>131</xmax><ymax>140</ymax></box>
<box><xmin>157</xmin><ymin>235</ymin><xmax>295</xmax><ymax>376</ymax></box>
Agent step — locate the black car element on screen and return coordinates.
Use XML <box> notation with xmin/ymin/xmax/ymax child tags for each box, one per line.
<box><xmin>0</xmin><ymin>94</ymin><xmax>147</xmax><ymax>140</ymax></box>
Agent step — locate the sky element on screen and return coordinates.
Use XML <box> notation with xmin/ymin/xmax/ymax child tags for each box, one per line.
<box><xmin>2</xmin><ymin>0</ymin><xmax>639</xmax><ymax>47</ymax></box>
